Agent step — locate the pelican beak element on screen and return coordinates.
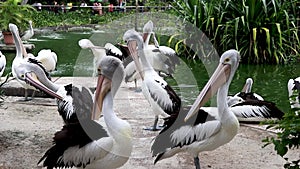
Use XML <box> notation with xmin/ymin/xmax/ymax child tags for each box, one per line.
<box><xmin>24</xmin><ymin>72</ymin><xmax>63</xmax><ymax>100</ymax></box>
<box><xmin>241</xmin><ymin>83</ymin><xmax>248</xmax><ymax>92</ymax></box>
<box><xmin>127</xmin><ymin>40</ymin><xmax>144</xmax><ymax>80</ymax></box>
<box><xmin>142</xmin><ymin>32</ymin><xmax>149</xmax><ymax>42</ymax></box>
<box><xmin>184</xmin><ymin>63</ymin><xmax>231</xmax><ymax>122</ymax></box>
<box><xmin>92</xmin><ymin>74</ymin><xmax>112</xmax><ymax>120</ymax></box>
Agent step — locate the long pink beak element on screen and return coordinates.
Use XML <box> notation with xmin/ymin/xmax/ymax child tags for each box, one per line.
<box><xmin>184</xmin><ymin>63</ymin><xmax>231</xmax><ymax>122</ymax></box>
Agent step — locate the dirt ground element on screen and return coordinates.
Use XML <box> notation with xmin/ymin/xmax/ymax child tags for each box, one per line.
<box><xmin>0</xmin><ymin>80</ymin><xmax>299</xmax><ymax>169</ymax></box>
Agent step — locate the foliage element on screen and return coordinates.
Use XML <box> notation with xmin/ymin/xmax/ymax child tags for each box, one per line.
<box><xmin>170</xmin><ymin>0</ymin><xmax>300</xmax><ymax>64</ymax></box>
<box><xmin>0</xmin><ymin>0</ymin><xmax>36</xmax><ymax>31</ymax></box>
<box><xmin>262</xmin><ymin>89</ymin><xmax>300</xmax><ymax>169</ymax></box>
<box><xmin>29</xmin><ymin>9</ymin><xmax>133</xmax><ymax>28</ymax></box>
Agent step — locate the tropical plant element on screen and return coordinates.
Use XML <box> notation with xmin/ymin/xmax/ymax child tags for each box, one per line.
<box><xmin>0</xmin><ymin>0</ymin><xmax>36</xmax><ymax>32</ymax></box>
<box><xmin>170</xmin><ymin>0</ymin><xmax>300</xmax><ymax>64</ymax></box>
<box><xmin>262</xmin><ymin>87</ymin><xmax>300</xmax><ymax>169</ymax></box>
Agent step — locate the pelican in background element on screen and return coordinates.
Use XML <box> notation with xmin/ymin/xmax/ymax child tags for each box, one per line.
<box><xmin>21</xmin><ymin>20</ymin><xmax>34</xmax><ymax>42</ymax></box>
<box><xmin>123</xmin><ymin>29</ymin><xmax>181</xmax><ymax>131</ymax></box>
<box><xmin>288</xmin><ymin>77</ymin><xmax>300</xmax><ymax>114</ymax></box>
<box><xmin>0</xmin><ymin>51</ymin><xmax>6</xmax><ymax>79</ymax></box>
<box><xmin>142</xmin><ymin>20</ymin><xmax>180</xmax><ymax>76</ymax></box>
<box><xmin>151</xmin><ymin>50</ymin><xmax>240</xmax><ymax>169</ymax></box>
<box><xmin>78</xmin><ymin>39</ymin><xmax>125</xmax><ymax>76</ymax></box>
<box><xmin>37</xmin><ymin>56</ymin><xmax>132</xmax><ymax>168</ymax></box>
<box><xmin>231</xmin><ymin>77</ymin><xmax>264</xmax><ymax>101</ymax></box>
<box><xmin>124</xmin><ymin>20</ymin><xmax>180</xmax><ymax>89</ymax></box>
<box><xmin>35</xmin><ymin>49</ymin><xmax>58</xmax><ymax>73</ymax></box>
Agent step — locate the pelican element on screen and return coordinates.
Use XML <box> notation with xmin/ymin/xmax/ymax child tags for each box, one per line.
<box><xmin>38</xmin><ymin>56</ymin><xmax>132</xmax><ymax>169</ymax></box>
<box><xmin>123</xmin><ymin>29</ymin><xmax>181</xmax><ymax>131</ymax></box>
<box><xmin>9</xmin><ymin>23</ymin><xmax>51</xmax><ymax>101</ymax></box>
<box><xmin>151</xmin><ymin>50</ymin><xmax>241</xmax><ymax>169</ymax></box>
<box><xmin>288</xmin><ymin>77</ymin><xmax>300</xmax><ymax>114</ymax></box>
<box><xmin>21</xmin><ymin>20</ymin><xmax>34</xmax><ymax>42</ymax></box>
<box><xmin>0</xmin><ymin>51</ymin><xmax>6</xmax><ymax>78</ymax></box>
<box><xmin>78</xmin><ymin>39</ymin><xmax>125</xmax><ymax>76</ymax></box>
<box><xmin>142</xmin><ymin>20</ymin><xmax>180</xmax><ymax>76</ymax></box>
<box><xmin>232</xmin><ymin>77</ymin><xmax>264</xmax><ymax>101</ymax></box>
<box><xmin>35</xmin><ymin>49</ymin><xmax>58</xmax><ymax>72</ymax></box>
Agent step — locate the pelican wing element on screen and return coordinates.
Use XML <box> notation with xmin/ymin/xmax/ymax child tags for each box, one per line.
<box><xmin>145</xmin><ymin>76</ymin><xmax>180</xmax><ymax>113</ymax></box>
<box><xmin>105</xmin><ymin>43</ymin><xmax>125</xmax><ymax>60</ymax></box>
<box><xmin>152</xmin><ymin>108</ymin><xmax>218</xmax><ymax>156</ymax></box>
<box><xmin>57</xmin><ymin>85</ymin><xmax>94</xmax><ymax>124</ymax></box>
<box><xmin>38</xmin><ymin>120</ymin><xmax>109</xmax><ymax>168</ymax></box>
<box><xmin>230</xmin><ymin>100</ymin><xmax>284</xmax><ymax>119</ymax></box>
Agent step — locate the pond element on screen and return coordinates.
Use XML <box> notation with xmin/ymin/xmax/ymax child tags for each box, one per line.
<box><xmin>2</xmin><ymin>31</ymin><xmax>299</xmax><ymax>113</ymax></box>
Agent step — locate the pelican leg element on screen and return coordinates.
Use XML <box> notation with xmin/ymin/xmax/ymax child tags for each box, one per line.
<box><xmin>134</xmin><ymin>79</ymin><xmax>142</xmax><ymax>92</ymax></box>
<box><xmin>194</xmin><ymin>156</ymin><xmax>201</xmax><ymax>169</ymax></box>
<box><xmin>143</xmin><ymin>115</ymin><xmax>162</xmax><ymax>131</ymax></box>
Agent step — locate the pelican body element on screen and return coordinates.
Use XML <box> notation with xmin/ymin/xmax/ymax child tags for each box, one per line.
<box><xmin>21</xmin><ymin>20</ymin><xmax>34</xmax><ymax>41</ymax></box>
<box><xmin>151</xmin><ymin>50</ymin><xmax>241</xmax><ymax>169</ymax></box>
<box><xmin>16</xmin><ymin>55</ymin><xmax>132</xmax><ymax>168</ymax></box>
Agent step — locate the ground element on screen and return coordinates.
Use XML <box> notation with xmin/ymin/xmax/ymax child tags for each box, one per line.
<box><xmin>0</xmin><ymin>79</ymin><xmax>299</xmax><ymax>169</ymax></box>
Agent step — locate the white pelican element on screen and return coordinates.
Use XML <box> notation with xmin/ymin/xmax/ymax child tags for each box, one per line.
<box><xmin>123</xmin><ymin>29</ymin><xmax>181</xmax><ymax>131</ymax></box>
<box><xmin>151</xmin><ymin>49</ymin><xmax>241</xmax><ymax>169</ymax></box>
<box><xmin>21</xmin><ymin>56</ymin><xmax>132</xmax><ymax>168</ymax></box>
<box><xmin>142</xmin><ymin>20</ymin><xmax>180</xmax><ymax>76</ymax></box>
<box><xmin>288</xmin><ymin>77</ymin><xmax>300</xmax><ymax>114</ymax></box>
<box><xmin>35</xmin><ymin>49</ymin><xmax>58</xmax><ymax>72</ymax></box>
<box><xmin>0</xmin><ymin>51</ymin><xmax>6</xmax><ymax>78</ymax></box>
<box><xmin>9</xmin><ymin>23</ymin><xmax>51</xmax><ymax>101</ymax></box>
<box><xmin>124</xmin><ymin>20</ymin><xmax>180</xmax><ymax>88</ymax></box>
<box><xmin>232</xmin><ymin>77</ymin><xmax>264</xmax><ymax>101</ymax></box>
<box><xmin>21</xmin><ymin>20</ymin><xmax>34</xmax><ymax>42</ymax></box>
<box><xmin>78</xmin><ymin>39</ymin><xmax>125</xmax><ymax>76</ymax></box>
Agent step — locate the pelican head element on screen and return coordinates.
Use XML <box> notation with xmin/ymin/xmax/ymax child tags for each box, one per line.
<box><xmin>123</xmin><ymin>29</ymin><xmax>144</xmax><ymax>79</ymax></box>
<box><xmin>92</xmin><ymin>56</ymin><xmax>124</xmax><ymax>120</ymax></box>
<box><xmin>142</xmin><ymin>20</ymin><xmax>154</xmax><ymax>40</ymax></box>
<box><xmin>242</xmin><ymin>78</ymin><xmax>253</xmax><ymax>93</ymax></box>
<box><xmin>14</xmin><ymin>62</ymin><xmax>62</xmax><ymax>99</ymax></box>
<box><xmin>185</xmin><ymin>49</ymin><xmax>240</xmax><ymax>121</ymax></box>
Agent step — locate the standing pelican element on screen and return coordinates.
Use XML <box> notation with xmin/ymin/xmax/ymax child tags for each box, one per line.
<box><xmin>78</xmin><ymin>39</ymin><xmax>125</xmax><ymax>76</ymax></box>
<box><xmin>0</xmin><ymin>51</ymin><xmax>6</xmax><ymax>79</ymax></box>
<box><xmin>21</xmin><ymin>20</ymin><xmax>34</xmax><ymax>42</ymax></box>
<box><xmin>151</xmin><ymin>50</ymin><xmax>240</xmax><ymax>169</ymax></box>
<box><xmin>18</xmin><ymin>56</ymin><xmax>133</xmax><ymax>168</ymax></box>
<box><xmin>123</xmin><ymin>29</ymin><xmax>181</xmax><ymax>131</ymax></box>
<box><xmin>9</xmin><ymin>23</ymin><xmax>51</xmax><ymax>101</ymax></box>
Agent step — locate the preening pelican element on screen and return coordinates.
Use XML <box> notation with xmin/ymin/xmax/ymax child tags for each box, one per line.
<box><xmin>21</xmin><ymin>20</ymin><xmax>34</xmax><ymax>42</ymax></box>
<box><xmin>151</xmin><ymin>50</ymin><xmax>240</xmax><ymax>169</ymax></box>
<box><xmin>123</xmin><ymin>29</ymin><xmax>181</xmax><ymax>131</ymax></box>
<box><xmin>0</xmin><ymin>51</ymin><xmax>6</xmax><ymax>78</ymax></box>
<box><xmin>22</xmin><ymin>56</ymin><xmax>132</xmax><ymax>168</ymax></box>
<box><xmin>288</xmin><ymin>77</ymin><xmax>300</xmax><ymax>114</ymax></box>
<box><xmin>9</xmin><ymin>23</ymin><xmax>50</xmax><ymax>101</ymax></box>
<box><xmin>232</xmin><ymin>77</ymin><xmax>264</xmax><ymax>101</ymax></box>
<box><xmin>78</xmin><ymin>39</ymin><xmax>125</xmax><ymax>76</ymax></box>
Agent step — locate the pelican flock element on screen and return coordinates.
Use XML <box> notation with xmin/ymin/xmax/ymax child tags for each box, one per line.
<box><xmin>3</xmin><ymin>19</ymin><xmax>296</xmax><ymax>168</ymax></box>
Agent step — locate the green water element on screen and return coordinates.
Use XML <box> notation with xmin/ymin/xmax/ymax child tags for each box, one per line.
<box><xmin>2</xmin><ymin>31</ymin><xmax>299</xmax><ymax>113</ymax></box>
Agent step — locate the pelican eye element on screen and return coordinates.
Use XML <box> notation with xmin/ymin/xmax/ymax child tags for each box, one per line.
<box><xmin>224</xmin><ymin>58</ymin><xmax>230</xmax><ymax>62</ymax></box>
